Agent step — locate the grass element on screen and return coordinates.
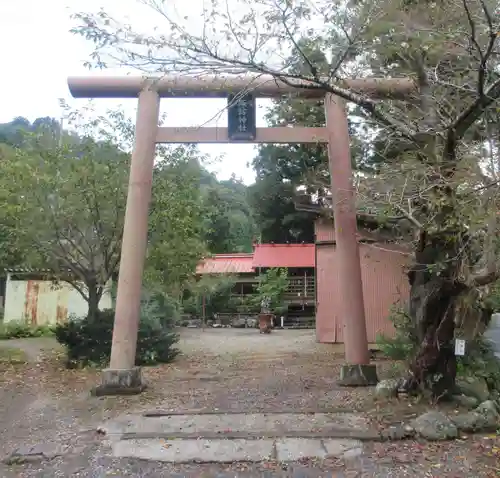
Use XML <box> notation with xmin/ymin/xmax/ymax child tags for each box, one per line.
<box><xmin>0</xmin><ymin>320</ymin><xmax>55</xmax><ymax>340</ymax></box>
<box><xmin>0</xmin><ymin>347</ymin><xmax>29</xmax><ymax>364</ymax></box>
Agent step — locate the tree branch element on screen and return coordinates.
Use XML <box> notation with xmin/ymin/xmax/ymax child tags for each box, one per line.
<box><xmin>446</xmin><ymin>76</ymin><xmax>500</xmax><ymax>142</ymax></box>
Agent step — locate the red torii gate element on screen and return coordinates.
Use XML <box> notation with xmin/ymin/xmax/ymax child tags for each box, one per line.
<box><xmin>67</xmin><ymin>74</ymin><xmax>415</xmax><ymax>395</ymax></box>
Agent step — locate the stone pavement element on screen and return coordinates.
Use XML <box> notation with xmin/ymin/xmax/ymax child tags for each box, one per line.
<box><xmin>98</xmin><ymin>412</ymin><xmax>372</xmax><ymax>463</ymax></box>
<box><xmin>112</xmin><ymin>437</ymin><xmax>363</xmax><ymax>463</ymax></box>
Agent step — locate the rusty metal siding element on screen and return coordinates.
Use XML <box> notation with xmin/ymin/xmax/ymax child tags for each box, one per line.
<box><xmin>359</xmin><ymin>244</ymin><xmax>410</xmax><ymax>342</ymax></box>
<box><xmin>316</xmin><ymin>243</ymin><xmax>410</xmax><ymax>343</ymax></box>
<box><xmin>3</xmin><ymin>276</ymin><xmax>113</xmax><ymax>325</ymax></box>
<box><xmin>315</xmin><ymin>243</ymin><xmax>341</xmax><ymax>343</ymax></box>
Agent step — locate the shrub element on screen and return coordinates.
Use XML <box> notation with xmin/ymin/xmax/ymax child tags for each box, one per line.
<box><xmin>182</xmin><ymin>275</ymin><xmax>238</xmax><ymax>318</ymax></box>
<box><xmin>141</xmin><ymin>290</ymin><xmax>180</xmax><ymax>327</ymax></box>
<box><xmin>0</xmin><ymin>320</ymin><xmax>55</xmax><ymax>340</ymax></box>
<box><xmin>55</xmin><ymin>295</ymin><xmax>180</xmax><ymax>367</ymax></box>
<box><xmin>376</xmin><ymin>305</ymin><xmax>418</xmax><ymax>360</ymax></box>
<box><xmin>254</xmin><ymin>268</ymin><xmax>289</xmax><ymax>315</ymax></box>
<box><xmin>456</xmin><ymin>337</ymin><xmax>500</xmax><ymax>395</ymax></box>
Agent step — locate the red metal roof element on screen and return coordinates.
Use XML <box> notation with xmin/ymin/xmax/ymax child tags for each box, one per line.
<box><xmin>196</xmin><ymin>253</ymin><xmax>255</xmax><ymax>274</ymax></box>
<box><xmin>196</xmin><ymin>244</ymin><xmax>316</xmax><ymax>274</ymax></box>
<box><xmin>252</xmin><ymin>244</ymin><xmax>315</xmax><ymax>268</ymax></box>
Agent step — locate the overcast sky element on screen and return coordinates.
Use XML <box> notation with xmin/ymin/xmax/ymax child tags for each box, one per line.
<box><xmin>0</xmin><ymin>0</ymin><xmax>270</xmax><ymax>184</ymax></box>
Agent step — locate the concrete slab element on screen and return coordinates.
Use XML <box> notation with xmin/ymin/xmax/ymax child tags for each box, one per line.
<box><xmin>275</xmin><ymin>439</ymin><xmax>326</xmax><ymax>461</ymax></box>
<box><xmin>112</xmin><ymin>438</ymin><xmax>275</xmax><ymax>463</ymax></box>
<box><xmin>101</xmin><ymin>412</ymin><xmax>370</xmax><ymax>438</ymax></box>
<box><xmin>323</xmin><ymin>439</ymin><xmax>363</xmax><ymax>458</ymax></box>
<box><xmin>110</xmin><ymin>437</ymin><xmax>367</xmax><ymax>463</ymax></box>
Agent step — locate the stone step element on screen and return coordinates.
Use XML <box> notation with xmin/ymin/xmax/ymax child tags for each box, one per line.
<box><xmin>99</xmin><ymin>412</ymin><xmax>374</xmax><ymax>440</ymax></box>
<box><xmin>111</xmin><ymin>437</ymin><xmax>364</xmax><ymax>463</ymax></box>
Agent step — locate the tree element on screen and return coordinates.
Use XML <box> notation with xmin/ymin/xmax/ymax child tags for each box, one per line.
<box><xmin>202</xmin><ymin>176</ymin><xmax>257</xmax><ymax>253</ymax></box>
<box><xmin>146</xmin><ymin>148</ymin><xmax>207</xmax><ymax>297</ymax></box>
<box><xmin>0</xmin><ymin>111</ymin><xmax>208</xmax><ymax>321</ymax></box>
<box><xmin>0</xmin><ymin>135</ymin><xmax>129</xmax><ymax>321</ymax></box>
<box><xmin>254</xmin><ymin>268</ymin><xmax>290</xmax><ymax>316</ymax></box>
<box><xmin>72</xmin><ymin>0</ymin><xmax>500</xmax><ymax>397</ymax></box>
<box><xmin>0</xmin><ymin>117</ymin><xmax>62</xmax><ymax>148</ymax></box>
<box><xmin>248</xmin><ymin>176</ymin><xmax>317</xmax><ymax>243</ymax></box>
<box><xmin>249</xmin><ymin>40</ymin><xmax>374</xmax><ymax>243</ymax></box>
<box><xmin>0</xmin><ymin>143</ymin><xmax>27</xmax><ymax>268</ymax></box>
<box><xmin>182</xmin><ymin>274</ymin><xmax>238</xmax><ymax>320</ymax></box>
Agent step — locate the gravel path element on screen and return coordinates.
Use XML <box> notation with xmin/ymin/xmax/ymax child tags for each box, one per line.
<box><xmin>0</xmin><ymin>329</ymin><xmax>499</xmax><ymax>477</ymax></box>
<box><xmin>0</xmin><ymin>337</ymin><xmax>62</xmax><ymax>361</ymax></box>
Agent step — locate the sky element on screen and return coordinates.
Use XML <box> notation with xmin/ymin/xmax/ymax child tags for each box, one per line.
<box><xmin>0</xmin><ymin>0</ymin><xmax>272</xmax><ymax>184</ymax></box>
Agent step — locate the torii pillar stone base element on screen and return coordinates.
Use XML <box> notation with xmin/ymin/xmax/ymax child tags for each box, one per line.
<box><xmin>338</xmin><ymin>364</ymin><xmax>379</xmax><ymax>387</ymax></box>
<box><xmin>92</xmin><ymin>367</ymin><xmax>146</xmax><ymax>397</ymax></box>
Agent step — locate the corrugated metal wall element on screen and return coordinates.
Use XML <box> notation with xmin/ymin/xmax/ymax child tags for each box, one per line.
<box><xmin>3</xmin><ymin>277</ymin><xmax>113</xmax><ymax>325</ymax></box>
<box><xmin>315</xmin><ymin>217</ymin><xmax>336</xmax><ymax>242</ymax></box>
<box><xmin>315</xmin><ymin>222</ymin><xmax>410</xmax><ymax>343</ymax></box>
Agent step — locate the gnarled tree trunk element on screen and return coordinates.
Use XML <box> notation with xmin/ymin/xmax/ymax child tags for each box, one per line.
<box><xmin>405</xmin><ymin>231</ymin><xmax>466</xmax><ymax>399</ymax></box>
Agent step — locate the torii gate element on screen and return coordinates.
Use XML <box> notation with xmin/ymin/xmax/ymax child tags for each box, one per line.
<box><xmin>67</xmin><ymin>75</ymin><xmax>415</xmax><ymax>395</ymax></box>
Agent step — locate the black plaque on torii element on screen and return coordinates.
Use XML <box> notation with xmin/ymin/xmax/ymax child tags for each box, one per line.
<box><xmin>227</xmin><ymin>93</ymin><xmax>257</xmax><ymax>141</ymax></box>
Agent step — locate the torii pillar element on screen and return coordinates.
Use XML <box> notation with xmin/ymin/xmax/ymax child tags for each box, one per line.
<box><xmin>67</xmin><ymin>74</ymin><xmax>415</xmax><ymax>395</ymax></box>
<box><xmin>325</xmin><ymin>94</ymin><xmax>374</xmax><ymax>385</ymax></box>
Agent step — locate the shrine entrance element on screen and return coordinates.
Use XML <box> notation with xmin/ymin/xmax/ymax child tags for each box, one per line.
<box><xmin>67</xmin><ymin>74</ymin><xmax>414</xmax><ymax>395</ymax></box>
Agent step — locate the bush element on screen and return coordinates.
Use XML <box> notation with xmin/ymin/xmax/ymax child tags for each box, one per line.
<box><xmin>141</xmin><ymin>290</ymin><xmax>180</xmax><ymax>327</ymax></box>
<box><xmin>376</xmin><ymin>305</ymin><xmax>418</xmax><ymax>360</ymax></box>
<box><xmin>456</xmin><ymin>337</ymin><xmax>500</xmax><ymax>395</ymax></box>
<box><xmin>55</xmin><ymin>295</ymin><xmax>180</xmax><ymax>367</ymax></box>
<box><xmin>0</xmin><ymin>320</ymin><xmax>55</xmax><ymax>340</ymax></box>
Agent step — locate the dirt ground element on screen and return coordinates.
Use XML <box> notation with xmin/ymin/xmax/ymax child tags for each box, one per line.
<box><xmin>0</xmin><ymin>329</ymin><xmax>499</xmax><ymax>477</ymax></box>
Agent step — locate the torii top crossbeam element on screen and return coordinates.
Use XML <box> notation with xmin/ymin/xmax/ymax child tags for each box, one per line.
<box><xmin>67</xmin><ymin>74</ymin><xmax>415</xmax><ymax>99</ymax></box>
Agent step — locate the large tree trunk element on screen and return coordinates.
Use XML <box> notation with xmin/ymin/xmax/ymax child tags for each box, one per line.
<box><xmin>87</xmin><ymin>279</ymin><xmax>101</xmax><ymax>323</ymax></box>
<box><xmin>405</xmin><ymin>231</ymin><xmax>466</xmax><ymax>399</ymax></box>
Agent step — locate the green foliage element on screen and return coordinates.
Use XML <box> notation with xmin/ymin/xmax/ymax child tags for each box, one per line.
<box><xmin>0</xmin><ymin>117</ymin><xmax>61</xmax><ymax>148</ymax></box>
<box><xmin>141</xmin><ymin>290</ymin><xmax>181</xmax><ymax>327</ymax></box>
<box><xmin>202</xmin><ymin>175</ymin><xmax>257</xmax><ymax>254</ymax></box>
<box><xmin>248</xmin><ymin>177</ymin><xmax>316</xmax><ymax>243</ymax></box>
<box><xmin>0</xmin><ymin>144</ymin><xmax>30</xmax><ymax>268</ymax></box>
<box><xmin>376</xmin><ymin>305</ymin><xmax>418</xmax><ymax>360</ymax></box>
<box><xmin>233</xmin><ymin>294</ymin><xmax>260</xmax><ymax>315</ymax></box>
<box><xmin>378</xmin><ymin>304</ymin><xmax>500</xmax><ymax>394</ymax></box>
<box><xmin>183</xmin><ymin>275</ymin><xmax>239</xmax><ymax>317</ymax></box>
<box><xmin>0</xmin><ymin>110</ymin><xmax>210</xmax><ymax>316</ymax></box>
<box><xmin>483</xmin><ymin>281</ymin><xmax>500</xmax><ymax>314</ymax></box>
<box><xmin>0</xmin><ymin>115</ymin><xmax>130</xmax><ymax>318</ymax></box>
<box><xmin>55</xmin><ymin>294</ymin><xmax>180</xmax><ymax>367</ymax></box>
<box><xmin>0</xmin><ymin>321</ymin><xmax>55</xmax><ymax>340</ymax></box>
<box><xmin>456</xmin><ymin>338</ymin><xmax>500</xmax><ymax>395</ymax></box>
<box><xmin>254</xmin><ymin>268</ymin><xmax>290</xmax><ymax>315</ymax></box>
<box><xmin>146</xmin><ymin>150</ymin><xmax>207</xmax><ymax>295</ymax></box>
<box><xmin>247</xmin><ymin>41</ymin><xmax>375</xmax><ymax>244</ymax></box>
